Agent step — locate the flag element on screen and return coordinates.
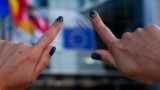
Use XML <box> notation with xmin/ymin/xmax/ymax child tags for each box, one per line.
<box><xmin>31</xmin><ymin>14</ymin><xmax>49</xmax><ymax>33</ymax></box>
<box><xmin>9</xmin><ymin>0</ymin><xmax>49</xmax><ymax>34</ymax></box>
<box><xmin>0</xmin><ymin>0</ymin><xmax>10</xmax><ymax>17</ymax></box>
<box><xmin>63</xmin><ymin>27</ymin><xmax>95</xmax><ymax>51</ymax></box>
<box><xmin>9</xmin><ymin>0</ymin><xmax>34</xmax><ymax>34</ymax></box>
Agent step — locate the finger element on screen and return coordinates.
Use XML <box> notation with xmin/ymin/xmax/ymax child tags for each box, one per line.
<box><xmin>33</xmin><ymin>46</ymin><xmax>56</xmax><ymax>78</ymax></box>
<box><xmin>89</xmin><ymin>11</ymin><xmax>118</xmax><ymax>47</ymax></box>
<box><xmin>33</xmin><ymin>16</ymin><xmax>63</xmax><ymax>51</ymax></box>
<box><xmin>91</xmin><ymin>49</ymin><xmax>117</xmax><ymax>68</ymax></box>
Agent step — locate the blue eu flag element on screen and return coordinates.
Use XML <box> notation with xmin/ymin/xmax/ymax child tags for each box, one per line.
<box><xmin>63</xmin><ymin>27</ymin><xmax>95</xmax><ymax>51</ymax></box>
<box><xmin>0</xmin><ymin>0</ymin><xmax>10</xmax><ymax>17</ymax></box>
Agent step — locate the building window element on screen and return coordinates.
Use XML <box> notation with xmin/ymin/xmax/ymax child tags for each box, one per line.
<box><xmin>79</xmin><ymin>0</ymin><xmax>85</xmax><ymax>7</ymax></box>
<box><xmin>34</xmin><ymin>0</ymin><xmax>48</xmax><ymax>7</ymax></box>
<box><xmin>90</xmin><ymin>0</ymin><xmax>99</xmax><ymax>3</ymax></box>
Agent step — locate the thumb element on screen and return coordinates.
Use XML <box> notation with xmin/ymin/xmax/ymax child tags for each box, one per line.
<box><xmin>91</xmin><ymin>49</ymin><xmax>117</xmax><ymax>68</ymax></box>
<box><xmin>33</xmin><ymin>46</ymin><xmax>56</xmax><ymax>78</ymax></box>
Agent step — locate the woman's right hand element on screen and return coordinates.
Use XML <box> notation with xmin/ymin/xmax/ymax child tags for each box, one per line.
<box><xmin>90</xmin><ymin>11</ymin><xmax>160</xmax><ymax>84</ymax></box>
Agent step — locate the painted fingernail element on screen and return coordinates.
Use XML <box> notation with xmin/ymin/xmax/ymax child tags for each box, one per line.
<box><xmin>89</xmin><ymin>11</ymin><xmax>97</xmax><ymax>18</ymax></box>
<box><xmin>91</xmin><ymin>53</ymin><xmax>102</xmax><ymax>60</ymax></box>
<box><xmin>56</xmin><ymin>16</ymin><xmax>63</xmax><ymax>22</ymax></box>
<box><xmin>49</xmin><ymin>47</ymin><xmax>56</xmax><ymax>56</ymax></box>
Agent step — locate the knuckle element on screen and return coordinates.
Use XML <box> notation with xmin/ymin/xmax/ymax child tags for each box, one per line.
<box><xmin>134</xmin><ymin>28</ymin><xmax>143</xmax><ymax>33</ymax></box>
<box><xmin>122</xmin><ymin>32</ymin><xmax>133</xmax><ymax>40</ymax></box>
<box><xmin>145</xmin><ymin>24</ymin><xmax>159</xmax><ymax>30</ymax></box>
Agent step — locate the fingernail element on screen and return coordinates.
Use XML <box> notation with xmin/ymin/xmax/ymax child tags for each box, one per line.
<box><xmin>49</xmin><ymin>47</ymin><xmax>56</xmax><ymax>56</ymax></box>
<box><xmin>91</xmin><ymin>53</ymin><xmax>102</xmax><ymax>60</ymax></box>
<box><xmin>56</xmin><ymin>16</ymin><xmax>63</xmax><ymax>22</ymax></box>
<box><xmin>89</xmin><ymin>11</ymin><xmax>97</xmax><ymax>18</ymax></box>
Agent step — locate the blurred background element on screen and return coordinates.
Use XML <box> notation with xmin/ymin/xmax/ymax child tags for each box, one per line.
<box><xmin>0</xmin><ymin>0</ymin><xmax>160</xmax><ymax>90</ymax></box>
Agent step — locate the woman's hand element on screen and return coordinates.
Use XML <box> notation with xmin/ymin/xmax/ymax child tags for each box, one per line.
<box><xmin>90</xmin><ymin>11</ymin><xmax>160</xmax><ymax>84</ymax></box>
<box><xmin>0</xmin><ymin>16</ymin><xmax>63</xmax><ymax>90</ymax></box>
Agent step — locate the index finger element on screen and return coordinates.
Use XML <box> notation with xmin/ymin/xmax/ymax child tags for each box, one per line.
<box><xmin>90</xmin><ymin>11</ymin><xmax>118</xmax><ymax>47</ymax></box>
<box><xmin>33</xmin><ymin>16</ymin><xmax>63</xmax><ymax>51</ymax></box>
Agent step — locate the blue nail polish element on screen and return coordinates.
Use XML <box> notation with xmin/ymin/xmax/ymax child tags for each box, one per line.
<box><xmin>89</xmin><ymin>11</ymin><xmax>97</xmax><ymax>18</ymax></box>
<box><xmin>91</xmin><ymin>53</ymin><xmax>102</xmax><ymax>60</ymax></box>
<box><xmin>49</xmin><ymin>47</ymin><xmax>56</xmax><ymax>56</ymax></box>
<box><xmin>56</xmin><ymin>16</ymin><xmax>63</xmax><ymax>22</ymax></box>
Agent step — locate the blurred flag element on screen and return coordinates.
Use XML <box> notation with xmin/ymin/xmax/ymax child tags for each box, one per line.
<box><xmin>0</xmin><ymin>0</ymin><xmax>10</xmax><ymax>17</ymax></box>
<box><xmin>31</xmin><ymin>14</ymin><xmax>49</xmax><ymax>33</ymax></box>
<box><xmin>9</xmin><ymin>0</ymin><xmax>49</xmax><ymax>34</ymax></box>
<box><xmin>63</xmin><ymin>27</ymin><xmax>95</xmax><ymax>51</ymax></box>
<box><xmin>9</xmin><ymin>0</ymin><xmax>33</xmax><ymax>34</ymax></box>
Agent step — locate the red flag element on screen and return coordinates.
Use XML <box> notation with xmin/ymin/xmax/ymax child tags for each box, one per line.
<box><xmin>30</xmin><ymin>14</ymin><xmax>50</xmax><ymax>33</ymax></box>
<box><xmin>10</xmin><ymin>0</ymin><xmax>49</xmax><ymax>34</ymax></box>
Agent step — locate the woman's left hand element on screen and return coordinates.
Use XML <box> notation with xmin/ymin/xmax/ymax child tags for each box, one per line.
<box><xmin>0</xmin><ymin>16</ymin><xmax>63</xmax><ymax>90</ymax></box>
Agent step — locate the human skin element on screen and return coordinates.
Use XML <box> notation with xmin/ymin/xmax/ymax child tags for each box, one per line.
<box><xmin>90</xmin><ymin>11</ymin><xmax>160</xmax><ymax>84</ymax></box>
<box><xmin>0</xmin><ymin>16</ymin><xmax>63</xmax><ymax>90</ymax></box>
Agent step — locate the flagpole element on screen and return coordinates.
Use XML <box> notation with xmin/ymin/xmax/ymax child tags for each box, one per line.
<box><xmin>1</xmin><ymin>16</ymin><xmax>10</xmax><ymax>40</ymax></box>
<box><xmin>0</xmin><ymin>16</ymin><xmax>5</xmax><ymax>40</ymax></box>
<box><xmin>2</xmin><ymin>17</ymin><xmax>5</xmax><ymax>40</ymax></box>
